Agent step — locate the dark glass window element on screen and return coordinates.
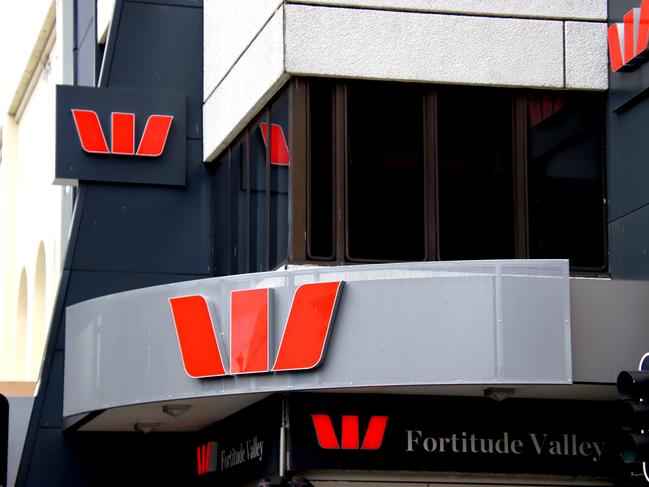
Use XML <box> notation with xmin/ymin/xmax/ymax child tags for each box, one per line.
<box><xmin>346</xmin><ymin>81</ymin><xmax>425</xmax><ymax>261</ymax></box>
<box><xmin>213</xmin><ymin>85</ymin><xmax>291</xmax><ymax>275</ymax></box>
<box><xmin>297</xmin><ymin>78</ymin><xmax>606</xmax><ymax>272</ymax></box>
<box><xmin>527</xmin><ymin>94</ymin><xmax>606</xmax><ymax>270</ymax></box>
<box><xmin>215</xmin><ymin>79</ymin><xmax>607</xmax><ymax>276</ymax></box>
<box><xmin>438</xmin><ymin>87</ymin><xmax>515</xmax><ymax>260</ymax></box>
<box><xmin>250</xmin><ymin>115</ymin><xmax>268</xmax><ymax>272</ymax></box>
<box><xmin>307</xmin><ymin>79</ymin><xmax>335</xmax><ymax>260</ymax></box>
<box><xmin>269</xmin><ymin>90</ymin><xmax>290</xmax><ymax>269</ymax></box>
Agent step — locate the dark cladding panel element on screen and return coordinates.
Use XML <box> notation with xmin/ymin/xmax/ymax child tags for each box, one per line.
<box><xmin>39</xmin><ymin>351</ymin><xmax>64</xmax><ymax>429</ymax></box>
<box><xmin>610</xmin><ymin>205</ymin><xmax>649</xmax><ymax>278</ymax></box>
<box><xmin>0</xmin><ymin>395</ymin><xmax>6</xmax><ymax>487</ymax></box>
<box><xmin>607</xmin><ymin>100</ymin><xmax>649</xmax><ymax>221</ymax></box>
<box><xmin>56</xmin><ymin>85</ymin><xmax>187</xmax><ymax>186</ymax></box>
<box><xmin>106</xmin><ymin>2</ymin><xmax>203</xmax><ymax>139</ymax></box>
<box><xmin>607</xmin><ymin>0</ymin><xmax>649</xmax><ymax>278</ymax></box>
<box><xmin>71</xmin><ymin>141</ymin><xmax>211</xmax><ymax>275</ymax></box>
<box><xmin>24</xmin><ymin>429</ymin><xmax>85</xmax><ymax>487</ymax></box>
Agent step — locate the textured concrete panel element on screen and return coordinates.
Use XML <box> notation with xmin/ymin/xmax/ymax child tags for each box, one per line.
<box><xmin>564</xmin><ymin>21</ymin><xmax>608</xmax><ymax>90</ymax></box>
<box><xmin>203</xmin><ymin>9</ymin><xmax>288</xmax><ymax>162</ymax></box>
<box><xmin>285</xmin><ymin>6</ymin><xmax>565</xmax><ymax>89</ymax></box>
<box><xmin>290</xmin><ymin>0</ymin><xmax>606</xmax><ymax>21</ymax></box>
<box><xmin>204</xmin><ymin>0</ymin><xmax>283</xmax><ymax>102</ymax></box>
<box><xmin>64</xmin><ymin>261</ymin><xmax>571</xmax><ymax>416</ymax></box>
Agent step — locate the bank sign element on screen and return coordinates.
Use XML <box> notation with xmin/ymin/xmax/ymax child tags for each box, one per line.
<box><xmin>169</xmin><ymin>281</ymin><xmax>343</xmax><ymax>378</ymax></box>
<box><xmin>289</xmin><ymin>394</ymin><xmax>618</xmax><ymax>477</ymax></box>
<box><xmin>56</xmin><ymin>85</ymin><xmax>186</xmax><ymax>186</ymax></box>
<box><xmin>608</xmin><ymin>0</ymin><xmax>649</xmax><ymax>71</ymax></box>
<box><xmin>195</xmin><ymin>397</ymin><xmax>281</xmax><ymax>484</ymax></box>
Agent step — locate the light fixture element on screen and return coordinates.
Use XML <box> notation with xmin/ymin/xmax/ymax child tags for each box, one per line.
<box><xmin>484</xmin><ymin>387</ymin><xmax>516</xmax><ymax>402</ymax></box>
<box><xmin>134</xmin><ymin>422</ymin><xmax>160</xmax><ymax>434</ymax></box>
<box><xmin>162</xmin><ymin>404</ymin><xmax>191</xmax><ymax>418</ymax></box>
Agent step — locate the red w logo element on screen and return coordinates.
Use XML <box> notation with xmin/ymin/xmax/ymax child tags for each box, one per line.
<box><xmin>311</xmin><ymin>414</ymin><xmax>389</xmax><ymax>450</ymax></box>
<box><xmin>71</xmin><ymin>109</ymin><xmax>173</xmax><ymax>157</ymax></box>
<box><xmin>196</xmin><ymin>441</ymin><xmax>218</xmax><ymax>475</ymax></box>
<box><xmin>169</xmin><ymin>281</ymin><xmax>344</xmax><ymax>378</ymax></box>
<box><xmin>260</xmin><ymin>122</ymin><xmax>289</xmax><ymax>166</ymax></box>
<box><xmin>608</xmin><ymin>0</ymin><xmax>649</xmax><ymax>72</ymax></box>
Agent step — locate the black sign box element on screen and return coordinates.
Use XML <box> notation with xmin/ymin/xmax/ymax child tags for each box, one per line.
<box><xmin>289</xmin><ymin>394</ymin><xmax>620</xmax><ymax>478</ymax></box>
<box><xmin>194</xmin><ymin>396</ymin><xmax>281</xmax><ymax>486</ymax></box>
<box><xmin>56</xmin><ymin>85</ymin><xmax>186</xmax><ymax>186</ymax></box>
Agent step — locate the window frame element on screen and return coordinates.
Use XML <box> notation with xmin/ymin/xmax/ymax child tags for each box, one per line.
<box><xmin>289</xmin><ymin>78</ymin><xmax>608</xmax><ymax>273</ymax></box>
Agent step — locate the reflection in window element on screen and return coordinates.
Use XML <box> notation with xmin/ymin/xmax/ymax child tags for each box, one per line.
<box><xmin>213</xmin><ymin>86</ymin><xmax>290</xmax><ymax>275</ymax></box>
<box><xmin>527</xmin><ymin>94</ymin><xmax>606</xmax><ymax>269</ymax></box>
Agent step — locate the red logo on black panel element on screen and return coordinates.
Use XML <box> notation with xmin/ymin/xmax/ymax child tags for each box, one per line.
<box><xmin>311</xmin><ymin>414</ymin><xmax>389</xmax><ymax>450</ymax></box>
<box><xmin>71</xmin><ymin>109</ymin><xmax>173</xmax><ymax>157</ymax></box>
<box><xmin>608</xmin><ymin>0</ymin><xmax>649</xmax><ymax>72</ymax></box>
<box><xmin>196</xmin><ymin>441</ymin><xmax>218</xmax><ymax>475</ymax></box>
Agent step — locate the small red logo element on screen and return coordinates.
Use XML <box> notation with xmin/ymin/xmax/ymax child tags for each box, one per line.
<box><xmin>196</xmin><ymin>441</ymin><xmax>218</xmax><ymax>475</ymax></box>
<box><xmin>71</xmin><ymin>109</ymin><xmax>173</xmax><ymax>157</ymax></box>
<box><xmin>311</xmin><ymin>414</ymin><xmax>389</xmax><ymax>450</ymax></box>
<box><xmin>260</xmin><ymin>123</ymin><xmax>289</xmax><ymax>166</ymax></box>
<box><xmin>169</xmin><ymin>281</ymin><xmax>344</xmax><ymax>378</ymax></box>
<box><xmin>608</xmin><ymin>0</ymin><xmax>649</xmax><ymax>72</ymax></box>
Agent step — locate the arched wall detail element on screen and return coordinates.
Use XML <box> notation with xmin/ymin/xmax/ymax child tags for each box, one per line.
<box><xmin>16</xmin><ymin>268</ymin><xmax>28</xmax><ymax>379</ymax></box>
<box><xmin>30</xmin><ymin>242</ymin><xmax>46</xmax><ymax>379</ymax></box>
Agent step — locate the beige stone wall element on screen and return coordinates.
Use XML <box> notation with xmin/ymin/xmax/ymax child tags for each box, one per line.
<box><xmin>0</xmin><ymin>1</ymin><xmax>74</xmax><ymax>385</ymax></box>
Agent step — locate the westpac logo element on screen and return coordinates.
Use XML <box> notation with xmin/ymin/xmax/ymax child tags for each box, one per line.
<box><xmin>169</xmin><ymin>281</ymin><xmax>344</xmax><ymax>378</ymax></box>
<box><xmin>196</xmin><ymin>441</ymin><xmax>218</xmax><ymax>475</ymax></box>
<box><xmin>260</xmin><ymin>122</ymin><xmax>289</xmax><ymax>166</ymax></box>
<box><xmin>71</xmin><ymin>109</ymin><xmax>173</xmax><ymax>157</ymax></box>
<box><xmin>608</xmin><ymin>0</ymin><xmax>649</xmax><ymax>71</ymax></box>
<box><xmin>311</xmin><ymin>414</ymin><xmax>389</xmax><ymax>450</ymax></box>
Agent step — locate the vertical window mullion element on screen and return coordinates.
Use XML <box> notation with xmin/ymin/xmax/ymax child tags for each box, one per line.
<box><xmin>244</xmin><ymin>127</ymin><xmax>251</xmax><ymax>274</ymax></box>
<box><xmin>514</xmin><ymin>95</ymin><xmax>529</xmax><ymax>259</ymax></box>
<box><xmin>290</xmin><ymin>79</ymin><xmax>308</xmax><ymax>263</ymax></box>
<box><xmin>265</xmin><ymin>109</ymin><xmax>271</xmax><ymax>271</ymax></box>
<box><xmin>424</xmin><ymin>88</ymin><xmax>438</xmax><ymax>261</ymax></box>
<box><xmin>335</xmin><ymin>82</ymin><xmax>347</xmax><ymax>264</ymax></box>
<box><xmin>227</xmin><ymin>148</ymin><xmax>233</xmax><ymax>275</ymax></box>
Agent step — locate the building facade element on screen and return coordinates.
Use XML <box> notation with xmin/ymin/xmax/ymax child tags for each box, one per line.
<box><xmin>5</xmin><ymin>0</ymin><xmax>649</xmax><ymax>485</ymax></box>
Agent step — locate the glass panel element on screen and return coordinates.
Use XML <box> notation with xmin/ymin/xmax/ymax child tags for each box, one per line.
<box><xmin>346</xmin><ymin>81</ymin><xmax>425</xmax><ymax>261</ymax></box>
<box><xmin>527</xmin><ymin>93</ymin><xmax>606</xmax><ymax>269</ymax></box>
<box><xmin>308</xmin><ymin>79</ymin><xmax>335</xmax><ymax>260</ymax></box>
<box><xmin>438</xmin><ymin>87</ymin><xmax>515</xmax><ymax>260</ymax></box>
<box><xmin>214</xmin><ymin>150</ymin><xmax>231</xmax><ymax>276</ymax></box>
<box><xmin>269</xmin><ymin>89</ymin><xmax>290</xmax><ymax>269</ymax></box>
<box><xmin>250</xmin><ymin>114</ymin><xmax>268</xmax><ymax>272</ymax></box>
<box><xmin>231</xmin><ymin>140</ymin><xmax>247</xmax><ymax>274</ymax></box>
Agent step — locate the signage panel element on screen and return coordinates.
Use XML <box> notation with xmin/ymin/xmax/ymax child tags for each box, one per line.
<box><xmin>289</xmin><ymin>394</ymin><xmax>619</xmax><ymax>478</ymax></box>
<box><xmin>64</xmin><ymin>261</ymin><xmax>572</xmax><ymax>418</ymax></box>
<box><xmin>56</xmin><ymin>85</ymin><xmax>186</xmax><ymax>186</ymax></box>
<box><xmin>195</xmin><ymin>396</ymin><xmax>281</xmax><ymax>485</ymax></box>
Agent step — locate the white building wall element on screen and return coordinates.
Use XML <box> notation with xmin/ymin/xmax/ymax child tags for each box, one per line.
<box><xmin>0</xmin><ymin>1</ymin><xmax>73</xmax><ymax>385</ymax></box>
<box><xmin>203</xmin><ymin>1</ymin><xmax>609</xmax><ymax>162</ymax></box>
